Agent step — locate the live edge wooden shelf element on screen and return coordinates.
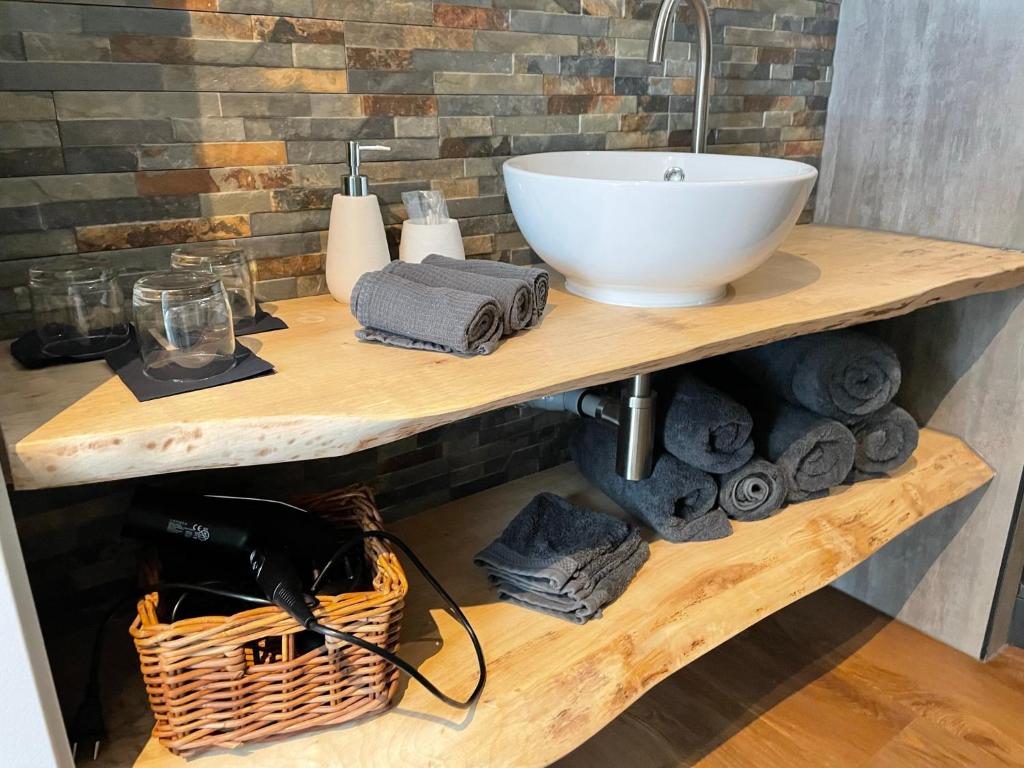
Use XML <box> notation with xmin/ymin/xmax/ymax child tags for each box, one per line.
<box><xmin>3</xmin><ymin>224</ymin><xmax>1024</xmax><ymax>491</ymax></box>
<box><xmin>126</xmin><ymin>429</ymin><xmax>992</xmax><ymax>768</ymax></box>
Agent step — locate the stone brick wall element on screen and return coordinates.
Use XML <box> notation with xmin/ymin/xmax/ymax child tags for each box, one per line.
<box><xmin>0</xmin><ymin>0</ymin><xmax>838</xmax><ymax>337</ymax></box>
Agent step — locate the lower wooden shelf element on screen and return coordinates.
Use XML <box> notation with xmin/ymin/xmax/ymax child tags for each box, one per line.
<box><xmin>128</xmin><ymin>428</ymin><xmax>991</xmax><ymax>768</ymax></box>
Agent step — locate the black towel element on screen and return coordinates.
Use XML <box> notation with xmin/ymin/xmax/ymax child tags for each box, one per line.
<box><xmin>571</xmin><ymin>420</ymin><xmax>730</xmax><ymax>543</ymax></box>
<box><xmin>753</xmin><ymin>399</ymin><xmax>856</xmax><ymax>502</ymax></box>
<box><xmin>661</xmin><ymin>370</ymin><xmax>755</xmax><ymax>474</ymax></box>
<box><xmin>473</xmin><ymin>492</ymin><xmax>634</xmax><ymax>593</ymax></box>
<box><xmin>717</xmin><ymin>457</ymin><xmax>787</xmax><ymax>521</ymax></box>
<box><xmin>848</xmin><ymin>403</ymin><xmax>919</xmax><ymax>478</ymax></box>
<box><xmin>727</xmin><ymin>329</ymin><xmax>901</xmax><ymax>423</ymax></box>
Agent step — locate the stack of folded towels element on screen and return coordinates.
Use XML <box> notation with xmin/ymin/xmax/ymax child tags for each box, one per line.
<box><xmin>474</xmin><ymin>492</ymin><xmax>649</xmax><ymax>624</ymax></box>
<box><xmin>567</xmin><ymin>328</ymin><xmax>919</xmax><ymax>545</ymax></box>
<box><xmin>350</xmin><ymin>254</ymin><xmax>550</xmax><ymax>356</ymax></box>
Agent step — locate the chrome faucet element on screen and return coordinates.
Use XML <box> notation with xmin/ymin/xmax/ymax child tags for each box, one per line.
<box><xmin>648</xmin><ymin>0</ymin><xmax>712</xmax><ymax>154</ymax></box>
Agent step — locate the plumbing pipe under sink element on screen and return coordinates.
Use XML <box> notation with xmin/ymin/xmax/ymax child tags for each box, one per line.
<box><xmin>527</xmin><ymin>373</ymin><xmax>656</xmax><ymax>481</ymax></box>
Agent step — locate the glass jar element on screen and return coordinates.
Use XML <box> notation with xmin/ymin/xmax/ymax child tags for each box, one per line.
<box><xmin>170</xmin><ymin>244</ymin><xmax>256</xmax><ymax>330</ymax></box>
<box><xmin>132</xmin><ymin>271</ymin><xmax>236</xmax><ymax>381</ymax></box>
<box><xmin>28</xmin><ymin>256</ymin><xmax>131</xmax><ymax>358</ymax></box>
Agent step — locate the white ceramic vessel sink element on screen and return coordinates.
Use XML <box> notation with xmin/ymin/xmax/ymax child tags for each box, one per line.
<box><xmin>503</xmin><ymin>151</ymin><xmax>817</xmax><ymax>307</ymax></box>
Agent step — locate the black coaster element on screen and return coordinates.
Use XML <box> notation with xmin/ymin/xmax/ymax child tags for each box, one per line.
<box><xmin>11</xmin><ymin>327</ymin><xmax>131</xmax><ymax>370</ymax></box>
<box><xmin>105</xmin><ymin>339</ymin><xmax>274</xmax><ymax>402</ymax></box>
<box><xmin>236</xmin><ymin>304</ymin><xmax>288</xmax><ymax>336</ymax></box>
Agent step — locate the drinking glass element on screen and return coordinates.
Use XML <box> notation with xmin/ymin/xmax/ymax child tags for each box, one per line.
<box><xmin>171</xmin><ymin>244</ymin><xmax>256</xmax><ymax>330</ymax></box>
<box><xmin>28</xmin><ymin>256</ymin><xmax>130</xmax><ymax>358</ymax></box>
<box><xmin>132</xmin><ymin>271</ymin><xmax>236</xmax><ymax>381</ymax></box>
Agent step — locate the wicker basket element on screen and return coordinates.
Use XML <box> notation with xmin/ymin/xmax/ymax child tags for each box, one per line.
<box><xmin>131</xmin><ymin>485</ymin><xmax>407</xmax><ymax>756</ymax></box>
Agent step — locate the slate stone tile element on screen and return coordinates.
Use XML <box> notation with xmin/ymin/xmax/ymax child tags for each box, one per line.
<box><xmin>253</xmin><ymin>14</ymin><xmax>345</xmax><ymax>44</ymax></box>
<box><xmin>0</xmin><ymin>147</ymin><xmax>65</xmax><ymax>177</ymax></box>
<box><xmin>63</xmin><ymin>146</ymin><xmax>138</xmax><ymax>174</ymax></box>
<box><xmin>59</xmin><ymin>119</ymin><xmax>174</xmax><ymax>147</ymax></box>
<box><xmin>0</xmin><ymin>62</ymin><xmax>164</xmax><ymax>91</ymax></box>
<box><xmin>346</xmin><ymin>70</ymin><xmax>434</xmax><ymax>95</ymax></box>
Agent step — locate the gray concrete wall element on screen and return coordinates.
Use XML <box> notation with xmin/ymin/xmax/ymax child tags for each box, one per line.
<box><xmin>816</xmin><ymin>0</ymin><xmax>1024</xmax><ymax>657</ymax></box>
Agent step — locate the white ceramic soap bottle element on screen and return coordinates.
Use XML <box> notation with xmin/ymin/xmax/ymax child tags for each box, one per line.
<box><xmin>325</xmin><ymin>141</ymin><xmax>392</xmax><ymax>303</ymax></box>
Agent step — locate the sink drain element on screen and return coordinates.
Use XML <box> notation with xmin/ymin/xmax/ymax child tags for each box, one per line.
<box><xmin>663</xmin><ymin>167</ymin><xmax>685</xmax><ymax>182</ymax></box>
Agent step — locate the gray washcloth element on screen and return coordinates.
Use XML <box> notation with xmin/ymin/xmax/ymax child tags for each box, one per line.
<box><xmin>662</xmin><ymin>371</ymin><xmax>755</xmax><ymax>473</ymax></box>
<box><xmin>473</xmin><ymin>492</ymin><xmax>633</xmax><ymax>593</ymax></box>
<box><xmin>717</xmin><ymin>457</ymin><xmax>787</xmax><ymax>521</ymax></box>
<box><xmin>423</xmin><ymin>253</ymin><xmax>549</xmax><ymax>325</ymax></box>
<box><xmin>491</xmin><ymin>538</ymin><xmax>650</xmax><ymax>624</ymax></box>
<box><xmin>727</xmin><ymin>329</ymin><xmax>901</xmax><ymax>423</ymax></box>
<box><xmin>486</xmin><ymin>528</ymin><xmax>645</xmax><ymax>600</ymax></box>
<box><xmin>570</xmin><ymin>420</ymin><xmax>730</xmax><ymax>543</ymax></box>
<box><xmin>384</xmin><ymin>259</ymin><xmax>533</xmax><ymax>332</ymax></box>
<box><xmin>849</xmin><ymin>403</ymin><xmax>919</xmax><ymax>477</ymax></box>
<box><xmin>753</xmin><ymin>400</ymin><xmax>856</xmax><ymax>502</ymax></box>
<box><xmin>350</xmin><ymin>270</ymin><xmax>503</xmax><ymax>356</ymax></box>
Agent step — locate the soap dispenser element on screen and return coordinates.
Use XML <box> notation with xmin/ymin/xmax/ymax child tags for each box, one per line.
<box><xmin>325</xmin><ymin>141</ymin><xmax>392</xmax><ymax>303</ymax></box>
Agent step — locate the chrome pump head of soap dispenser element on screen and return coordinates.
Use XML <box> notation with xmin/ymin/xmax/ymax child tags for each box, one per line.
<box><xmin>343</xmin><ymin>141</ymin><xmax>391</xmax><ymax>197</ymax></box>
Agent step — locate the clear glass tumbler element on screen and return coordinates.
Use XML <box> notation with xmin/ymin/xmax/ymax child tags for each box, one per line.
<box><xmin>132</xmin><ymin>271</ymin><xmax>236</xmax><ymax>381</ymax></box>
<box><xmin>28</xmin><ymin>256</ymin><xmax>131</xmax><ymax>358</ymax></box>
<box><xmin>170</xmin><ymin>244</ymin><xmax>256</xmax><ymax>330</ymax></box>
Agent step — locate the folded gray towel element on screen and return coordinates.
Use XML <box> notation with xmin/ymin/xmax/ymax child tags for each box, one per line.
<box><xmin>486</xmin><ymin>528</ymin><xmax>645</xmax><ymax>601</ymax></box>
<box><xmin>351</xmin><ymin>270</ymin><xmax>503</xmax><ymax>356</ymax></box>
<box><xmin>662</xmin><ymin>371</ymin><xmax>755</xmax><ymax>474</ymax></box>
<box><xmin>491</xmin><ymin>538</ymin><xmax>650</xmax><ymax>624</ymax></box>
<box><xmin>753</xmin><ymin>400</ymin><xmax>856</xmax><ymax>502</ymax></box>
<box><xmin>717</xmin><ymin>457</ymin><xmax>787</xmax><ymax>521</ymax></box>
<box><xmin>423</xmin><ymin>253</ymin><xmax>549</xmax><ymax>325</ymax></box>
<box><xmin>728</xmin><ymin>329</ymin><xmax>901</xmax><ymax>423</ymax></box>
<box><xmin>571</xmin><ymin>420</ymin><xmax>730</xmax><ymax>543</ymax></box>
<box><xmin>849</xmin><ymin>403</ymin><xmax>919</xmax><ymax>477</ymax></box>
<box><xmin>473</xmin><ymin>492</ymin><xmax>633</xmax><ymax>593</ymax></box>
<box><xmin>383</xmin><ymin>259</ymin><xmax>534</xmax><ymax>332</ymax></box>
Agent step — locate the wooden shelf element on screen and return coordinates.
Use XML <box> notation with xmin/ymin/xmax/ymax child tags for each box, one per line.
<box><xmin>126</xmin><ymin>429</ymin><xmax>991</xmax><ymax>768</ymax></box>
<box><xmin>3</xmin><ymin>224</ymin><xmax>1024</xmax><ymax>490</ymax></box>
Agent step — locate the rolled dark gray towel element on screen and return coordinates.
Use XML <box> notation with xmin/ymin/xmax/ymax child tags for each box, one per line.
<box><xmin>849</xmin><ymin>403</ymin><xmax>919</xmax><ymax>477</ymax></box>
<box><xmin>570</xmin><ymin>420</ymin><xmax>730</xmax><ymax>543</ymax></box>
<box><xmin>474</xmin><ymin>492</ymin><xmax>634</xmax><ymax>593</ymax></box>
<box><xmin>728</xmin><ymin>329</ymin><xmax>901</xmax><ymax>423</ymax></box>
<box><xmin>351</xmin><ymin>270</ymin><xmax>502</xmax><ymax>356</ymax></box>
<box><xmin>383</xmin><ymin>259</ymin><xmax>533</xmax><ymax>332</ymax></box>
<box><xmin>717</xmin><ymin>457</ymin><xmax>787</xmax><ymax>521</ymax></box>
<box><xmin>423</xmin><ymin>253</ymin><xmax>549</xmax><ymax>325</ymax></box>
<box><xmin>753</xmin><ymin>400</ymin><xmax>856</xmax><ymax>502</ymax></box>
<box><xmin>662</xmin><ymin>371</ymin><xmax>755</xmax><ymax>473</ymax></box>
<box><xmin>491</xmin><ymin>538</ymin><xmax>650</xmax><ymax>624</ymax></box>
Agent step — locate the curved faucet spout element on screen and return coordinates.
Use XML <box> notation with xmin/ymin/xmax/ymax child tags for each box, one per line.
<box><xmin>647</xmin><ymin>0</ymin><xmax>712</xmax><ymax>154</ymax></box>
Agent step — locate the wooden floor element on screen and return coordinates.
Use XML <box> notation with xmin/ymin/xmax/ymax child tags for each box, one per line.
<box><xmin>556</xmin><ymin>588</ymin><xmax>1024</xmax><ymax>768</ymax></box>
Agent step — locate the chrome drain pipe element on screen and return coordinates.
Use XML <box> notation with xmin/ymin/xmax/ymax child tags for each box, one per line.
<box><xmin>525</xmin><ymin>373</ymin><xmax>656</xmax><ymax>481</ymax></box>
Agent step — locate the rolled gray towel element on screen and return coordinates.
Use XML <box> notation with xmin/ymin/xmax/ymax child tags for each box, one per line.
<box><xmin>728</xmin><ymin>329</ymin><xmax>901</xmax><ymax>423</ymax></box>
<box><xmin>849</xmin><ymin>403</ymin><xmax>919</xmax><ymax>477</ymax></box>
<box><xmin>384</xmin><ymin>259</ymin><xmax>533</xmax><ymax>332</ymax></box>
<box><xmin>662</xmin><ymin>371</ymin><xmax>755</xmax><ymax>473</ymax></box>
<box><xmin>474</xmin><ymin>492</ymin><xmax>634</xmax><ymax>593</ymax></box>
<box><xmin>423</xmin><ymin>253</ymin><xmax>549</xmax><ymax>325</ymax></box>
<box><xmin>491</xmin><ymin>538</ymin><xmax>650</xmax><ymax>624</ymax></box>
<box><xmin>486</xmin><ymin>528</ymin><xmax>645</xmax><ymax>601</ymax></box>
<box><xmin>717</xmin><ymin>457</ymin><xmax>787</xmax><ymax>521</ymax></box>
<box><xmin>351</xmin><ymin>270</ymin><xmax>503</xmax><ymax>356</ymax></box>
<box><xmin>753</xmin><ymin>400</ymin><xmax>856</xmax><ymax>502</ymax></box>
<box><xmin>571</xmin><ymin>420</ymin><xmax>730</xmax><ymax>543</ymax></box>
